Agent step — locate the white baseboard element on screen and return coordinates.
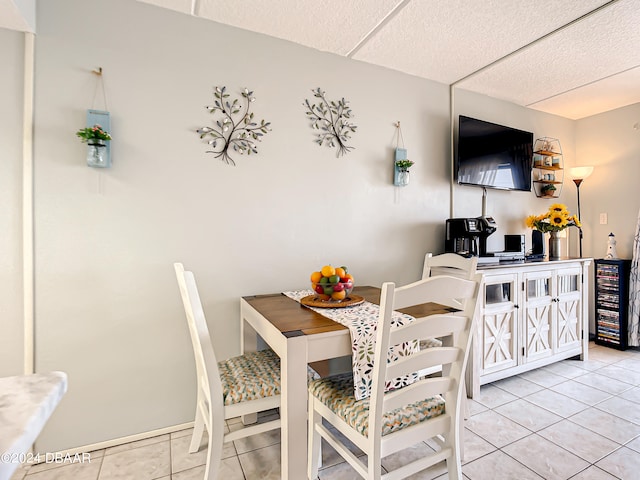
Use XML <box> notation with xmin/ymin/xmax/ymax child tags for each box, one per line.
<box><xmin>38</xmin><ymin>422</ymin><xmax>195</xmax><ymax>461</ymax></box>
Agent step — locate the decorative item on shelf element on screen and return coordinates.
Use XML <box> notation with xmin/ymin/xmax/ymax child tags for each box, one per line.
<box><xmin>533</xmin><ymin>137</ymin><xmax>564</xmax><ymax>198</ymax></box>
<box><xmin>76</xmin><ymin>121</ymin><xmax>112</xmax><ymax>168</ymax></box>
<box><xmin>540</xmin><ymin>183</ymin><xmax>556</xmax><ymax>197</ymax></box>
<box><xmin>197</xmin><ymin>86</ymin><xmax>271</xmax><ymax>166</ymax></box>
<box><xmin>569</xmin><ymin>165</ymin><xmax>594</xmax><ymax>257</ymax></box>
<box><xmin>525</xmin><ymin>203</ymin><xmax>581</xmax><ymax>259</ymax></box>
<box><xmin>303</xmin><ymin>88</ymin><xmax>357</xmax><ymax>157</ymax></box>
<box><xmin>606</xmin><ymin>233</ymin><xmax>618</xmax><ymax>259</ymax></box>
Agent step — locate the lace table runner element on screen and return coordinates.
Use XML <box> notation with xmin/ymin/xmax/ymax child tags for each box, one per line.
<box><xmin>283</xmin><ymin>290</ymin><xmax>418</xmax><ymax>400</ymax></box>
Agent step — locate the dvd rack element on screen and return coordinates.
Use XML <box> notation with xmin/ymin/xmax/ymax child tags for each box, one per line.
<box><xmin>594</xmin><ymin>259</ymin><xmax>631</xmax><ymax>350</ymax></box>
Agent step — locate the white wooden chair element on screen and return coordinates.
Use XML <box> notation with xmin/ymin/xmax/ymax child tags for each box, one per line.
<box><xmin>174</xmin><ymin>263</ymin><xmax>282</xmax><ymax>480</ymax></box>
<box><xmin>307</xmin><ymin>273</ymin><xmax>481</xmax><ymax>480</ymax></box>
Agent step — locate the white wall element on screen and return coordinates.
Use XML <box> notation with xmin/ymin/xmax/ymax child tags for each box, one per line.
<box><xmin>0</xmin><ymin>0</ymin><xmax>592</xmax><ymax>453</ymax></box>
<box><xmin>0</xmin><ymin>27</ymin><xmax>25</xmax><ymax>377</ymax></box>
<box><xmin>576</xmin><ymin>103</ymin><xmax>640</xmax><ymax>260</ymax></box>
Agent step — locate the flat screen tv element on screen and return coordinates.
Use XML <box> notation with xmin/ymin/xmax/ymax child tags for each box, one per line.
<box><xmin>456</xmin><ymin>115</ymin><xmax>533</xmax><ymax>191</ymax></box>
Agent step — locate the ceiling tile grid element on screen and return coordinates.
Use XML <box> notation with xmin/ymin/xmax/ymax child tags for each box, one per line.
<box><xmin>352</xmin><ymin>0</ymin><xmax>611</xmax><ymax>84</ymax></box>
<box><xmin>528</xmin><ymin>67</ymin><xmax>640</xmax><ymax>119</ymax></box>
<box><xmin>457</xmin><ymin>0</ymin><xmax>640</xmax><ymax>115</ymax></box>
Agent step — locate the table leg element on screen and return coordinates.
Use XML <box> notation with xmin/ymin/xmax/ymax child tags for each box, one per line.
<box><xmin>280</xmin><ymin>334</ymin><xmax>308</xmax><ymax>480</ymax></box>
<box><xmin>240</xmin><ymin>315</ymin><xmax>258</xmax><ymax>425</ymax></box>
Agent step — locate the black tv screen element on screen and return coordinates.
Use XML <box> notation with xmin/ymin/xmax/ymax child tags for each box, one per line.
<box><xmin>456</xmin><ymin>116</ymin><xmax>533</xmax><ymax>191</ymax></box>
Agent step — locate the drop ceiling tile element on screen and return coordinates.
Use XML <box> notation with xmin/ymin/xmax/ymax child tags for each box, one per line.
<box><xmin>195</xmin><ymin>0</ymin><xmax>402</xmax><ymax>55</ymax></box>
<box><xmin>352</xmin><ymin>0</ymin><xmax>610</xmax><ymax>84</ymax></box>
<box><xmin>528</xmin><ymin>67</ymin><xmax>640</xmax><ymax>120</ymax></box>
<box><xmin>457</xmin><ymin>0</ymin><xmax>640</xmax><ymax>108</ymax></box>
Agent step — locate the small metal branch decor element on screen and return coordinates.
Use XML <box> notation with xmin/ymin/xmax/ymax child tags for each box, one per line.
<box><xmin>196</xmin><ymin>86</ymin><xmax>271</xmax><ymax>166</ymax></box>
<box><xmin>303</xmin><ymin>88</ymin><xmax>357</xmax><ymax>157</ymax></box>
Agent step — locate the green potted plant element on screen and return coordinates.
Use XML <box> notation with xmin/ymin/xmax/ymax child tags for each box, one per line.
<box><xmin>395</xmin><ymin>159</ymin><xmax>414</xmax><ymax>172</ymax></box>
<box><xmin>76</xmin><ymin>124</ymin><xmax>112</xmax><ymax>143</ymax></box>
<box><xmin>540</xmin><ymin>184</ymin><xmax>556</xmax><ymax>197</ymax></box>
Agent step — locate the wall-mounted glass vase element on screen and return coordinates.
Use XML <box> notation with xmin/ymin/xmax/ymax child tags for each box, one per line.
<box><xmin>87</xmin><ymin>139</ymin><xmax>110</xmax><ymax>167</ymax></box>
<box><xmin>86</xmin><ymin>109</ymin><xmax>111</xmax><ymax>168</ymax></box>
<box><xmin>397</xmin><ymin>170</ymin><xmax>410</xmax><ymax>186</ymax></box>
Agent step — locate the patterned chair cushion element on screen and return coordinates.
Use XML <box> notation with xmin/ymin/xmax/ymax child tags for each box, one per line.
<box><xmin>219</xmin><ymin>349</ymin><xmax>319</xmax><ymax>406</ymax></box>
<box><xmin>419</xmin><ymin>337</ymin><xmax>443</xmax><ymax>349</ymax></box>
<box><xmin>309</xmin><ymin>373</ymin><xmax>445</xmax><ymax>437</ymax></box>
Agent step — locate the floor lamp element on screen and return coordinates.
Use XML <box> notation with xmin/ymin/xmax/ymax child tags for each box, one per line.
<box><xmin>569</xmin><ymin>166</ymin><xmax>594</xmax><ymax>257</ymax></box>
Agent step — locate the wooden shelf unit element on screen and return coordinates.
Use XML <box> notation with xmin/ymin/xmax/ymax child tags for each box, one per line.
<box><xmin>532</xmin><ymin>138</ymin><xmax>563</xmax><ymax>198</ymax></box>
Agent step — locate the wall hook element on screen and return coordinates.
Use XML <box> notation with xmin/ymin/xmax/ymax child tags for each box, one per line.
<box><xmin>92</xmin><ymin>67</ymin><xmax>103</xmax><ymax>76</ymax></box>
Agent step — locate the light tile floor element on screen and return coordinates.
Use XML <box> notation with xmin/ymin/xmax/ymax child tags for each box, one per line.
<box><xmin>10</xmin><ymin>342</ymin><xmax>640</xmax><ymax>480</ymax></box>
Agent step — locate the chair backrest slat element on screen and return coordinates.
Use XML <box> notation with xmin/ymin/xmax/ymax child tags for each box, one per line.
<box><xmin>392</xmin><ymin>276</ymin><xmax>476</xmax><ymax>310</ymax></box>
<box><xmin>388</xmin><ymin>314</ymin><xmax>468</xmax><ymax>347</ymax></box>
<box><xmin>383</xmin><ymin>377</ymin><xmax>455</xmax><ymax>412</ymax></box>
<box><xmin>422</xmin><ymin>253</ymin><xmax>478</xmax><ymax>280</ymax></box>
<box><xmin>422</xmin><ymin>253</ymin><xmax>478</xmax><ymax>310</ymax></box>
<box><xmin>385</xmin><ymin>347</ymin><xmax>461</xmax><ymax>382</ymax></box>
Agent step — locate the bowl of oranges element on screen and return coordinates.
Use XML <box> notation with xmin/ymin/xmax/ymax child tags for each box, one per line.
<box><xmin>307</xmin><ymin>265</ymin><xmax>357</xmax><ymax>306</ymax></box>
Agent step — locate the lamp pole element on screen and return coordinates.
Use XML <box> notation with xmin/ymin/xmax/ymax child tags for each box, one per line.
<box><xmin>570</xmin><ymin>166</ymin><xmax>593</xmax><ymax>259</ymax></box>
<box><xmin>573</xmin><ymin>178</ymin><xmax>584</xmax><ymax>258</ymax></box>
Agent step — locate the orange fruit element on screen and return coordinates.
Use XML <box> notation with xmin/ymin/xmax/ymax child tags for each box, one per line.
<box><xmin>316</xmin><ymin>294</ymin><xmax>330</xmax><ymax>301</ymax></box>
<box><xmin>335</xmin><ymin>267</ymin><xmax>346</xmax><ymax>278</ymax></box>
<box><xmin>321</xmin><ymin>265</ymin><xmax>335</xmax><ymax>277</ymax></box>
<box><xmin>310</xmin><ymin>271</ymin><xmax>322</xmax><ymax>283</ymax></box>
<box><xmin>344</xmin><ymin>273</ymin><xmax>354</xmax><ymax>282</ymax></box>
<box><xmin>331</xmin><ymin>290</ymin><xmax>346</xmax><ymax>301</ymax></box>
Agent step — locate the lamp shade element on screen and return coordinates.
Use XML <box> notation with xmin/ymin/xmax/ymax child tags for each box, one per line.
<box><xmin>569</xmin><ymin>166</ymin><xmax>594</xmax><ymax>180</ymax></box>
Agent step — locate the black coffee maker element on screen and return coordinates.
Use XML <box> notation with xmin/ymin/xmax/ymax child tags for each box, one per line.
<box><xmin>445</xmin><ymin>217</ymin><xmax>497</xmax><ymax>257</ymax></box>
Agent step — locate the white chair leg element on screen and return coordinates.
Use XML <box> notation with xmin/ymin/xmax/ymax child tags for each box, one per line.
<box><xmin>450</xmin><ymin>410</ymin><xmax>463</xmax><ymax>479</ymax></box>
<box><xmin>458</xmin><ymin>409</ymin><xmax>465</xmax><ymax>462</ymax></box>
<box><xmin>204</xmin><ymin>412</ymin><xmax>224</xmax><ymax>480</ymax></box>
<box><xmin>189</xmin><ymin>404</ymin><xmax>205</xmax><ymax>453</ymax></box>
<box><xmin>307</xmin><ymin>394</ymin><xmax>322</xmax><ymax>480</ymax></box>
<box><xmin>446</xmin><ymin>455</ymin><xmax>462</xmax><ymax>480</ymax></box>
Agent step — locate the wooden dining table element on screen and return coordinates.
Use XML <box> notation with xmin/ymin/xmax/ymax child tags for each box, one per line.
<box><xmin>240</xmin><ymin>285</ymin><xmax>457</xmax><ymax>480</ymax></box>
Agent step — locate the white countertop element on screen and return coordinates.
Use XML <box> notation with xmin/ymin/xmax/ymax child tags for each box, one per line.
<box><xmin>0</xmin><ymin>372</ymin><xmax>68</xmax><ymax>480</ymax></box>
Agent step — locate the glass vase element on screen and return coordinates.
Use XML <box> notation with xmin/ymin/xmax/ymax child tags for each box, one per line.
<box><xmin>87</xmin><ymin>139</ymin><xmax>109</xmax><ymax>168</ymax></box>
<box><xmin>548</xmin><ymin>231</ymin><xmax>562</xmax><ymax>259</ymax></box>
<box><xmin>397</xmin><ymin>170</ymin><xmax>410</xmax><ymax>186</ymax></box>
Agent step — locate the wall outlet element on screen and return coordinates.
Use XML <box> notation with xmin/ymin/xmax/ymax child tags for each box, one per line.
<box><xmin>599</xmin><ymin>213</ymin><xmax>608</xmax><ymax>224</ymax></box>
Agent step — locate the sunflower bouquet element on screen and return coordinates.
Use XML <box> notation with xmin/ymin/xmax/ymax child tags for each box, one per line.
<box><xmin>525</xmin><ymin>203</ymin><xmax>581</xmax><ymax>233</ymax></box>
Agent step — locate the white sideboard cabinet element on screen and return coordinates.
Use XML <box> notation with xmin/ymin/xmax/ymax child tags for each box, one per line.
<box><xmin>467</xmin><ymin>258</ymin><xmax>592</xmax><ymax>398</ymax></box>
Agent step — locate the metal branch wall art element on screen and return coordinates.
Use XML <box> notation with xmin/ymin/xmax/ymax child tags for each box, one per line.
<box><xmin>197</xmin><ymin>86</ymin><xmax>271</xmax><ymax>166</ymax></box>
<box><xmin>303</xmin><ymin>88</ymin><xmax>357</xmax><ymax>157</ymax></box>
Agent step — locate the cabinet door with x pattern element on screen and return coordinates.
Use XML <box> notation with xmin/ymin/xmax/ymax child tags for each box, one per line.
<box><xmin>480</xmin><ymin>273</ymin><xmax>519</xmax><ymax>375</ymax></box>
<box><xmin>522</xmin><ymin>269</ymin><xmax>554</xmax><ymax>363</ymax></box>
